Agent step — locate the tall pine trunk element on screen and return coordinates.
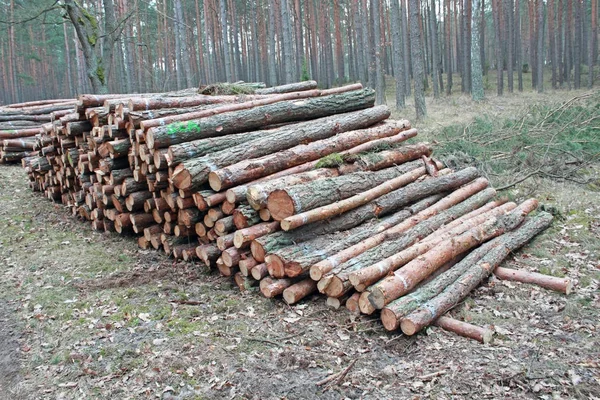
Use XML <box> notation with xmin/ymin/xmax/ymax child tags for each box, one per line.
<box><xmin>472</xmin><ymin>0</ymin><xmax>485</xmax><ymax>100</ymax></box>
<box><xmin>409</xmin><ymin>0</ymin><xmax>427</xmax><ymax>118</ymax></box>
<box><xmin>391</xmin><ymin>0</ymin><xmax>406</xmax><ymax>108</ymax></box>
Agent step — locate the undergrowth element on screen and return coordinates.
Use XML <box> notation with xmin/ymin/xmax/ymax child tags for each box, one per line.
<box><xmin>435</xmin><ymin>92</ymin><xmax>600</xmax><ymax>190</ymax></box>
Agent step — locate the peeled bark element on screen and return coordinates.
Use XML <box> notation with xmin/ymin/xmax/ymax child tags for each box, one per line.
<box><xmin>371</xmin><ymin>199</ymin><xmax>540</xmax><ymax>309</ymax></box>
<box><xmin>146</xmin><ymin>89</ymin><xmax>375</xmax><ymax>149</ymax></box>
<box><xmin>268</xmin><ymin>148</ymin><xmax>431</xmax><ymax>220</ymax></box>
<box><xmin>174</xmin><ymin>106</ymin><xmax>392</xmax><ymax>191</ymax></box>
<box><xmin>400</xmin><ymin>212</ymin><xmax>554</xmax><ymax>335</ymax></box>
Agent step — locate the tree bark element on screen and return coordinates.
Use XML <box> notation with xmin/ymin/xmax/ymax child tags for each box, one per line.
<box><xmin>409</xmin><ymin>0</ymin><xmax>427</xmax><ymax>118</ymax></box>
<box><xmin>203</xmin><ymin>111</ymin><xmax>400</xmax><ymax>192</ymax></box>
<box><xmin>471</xmin><ymin>0</ymin><xmax>485</xmax><ymax>100</ymax></box>
<box><xmin>391</xmin><ymin>0</ymin><xmax>406</xmax><ymax>108</ymax></box>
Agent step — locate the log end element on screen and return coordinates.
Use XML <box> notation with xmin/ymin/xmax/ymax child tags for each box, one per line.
<box><xmin>565</xmin><ymin>279</ymin><xmax>573</xmax><ymax>295</ymax></box>
<box><xmin>358</xmin><ymin>292</ymin><xmax>376</xmax><ymax>315</ymax></box>
<box><xmin>233</xmin><ymin>231</ymin><xmax>245</xmax><ymax>249</ymax></box>
<box><xmin>310</xmin><ymin>264</ymin><xmax>325</xmax><ymax>281</ymax></box>
<box><xmin>282</xmin><ymin>288</ymin><xmax>297</xmax><ymax>305</ymax></box>
<box><xmin>284</xmin><ymin>262</ymin><xmax>303</xmax><ymax>278</ymax></box>
<box><xmin>368</xmin><ymin>288</ymin><xmax>386</xmax><ymax>310</ymax></box>
<box><xmin>267</xmin><ymin>190</ymin><xmax>296</xmax><ymax>221</ymax></box>
<box><xmin>326</xmin><ymin>297</ymin><xmax>343</xmax><ymax>309</ymax></box>
<box><xmin>171</xmin><ymin>166</ymin><xmax>192</xmax><ymax>190</ymax></box>
<box><xmin>324</xmin><ymin>276</ymin><xmax>345</xmax><ymax>298</ymax></box>
<box><xmin>265</xmin><ymin>254</ymin><xmax>286</xmax><ymax>278</ymax></box>
<box><xmin>346</xmin><ymin>293</ymin><xmax>361</xmax><ymax>315</ymax></box>
<box><xmin>208</xmin><ymin>171</ymin><xmax>222</xmax><ymax>192</ymax></box>
<box><xmin>400</xmin><ymin>319</ymin><xmax>418</xmax><ymax>336</ymax></box>
<box><xmin>380</xmin><ymin>308</ymin><xmax>401</xmax><ymax>331</ymax></box>
<box><xmin>250</xmin><ymin>240</ymin><xmax>266</xmax><ymax>262</ymax></box>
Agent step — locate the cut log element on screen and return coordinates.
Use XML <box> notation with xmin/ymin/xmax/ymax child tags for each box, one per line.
<box><xmin>251</xmin><ymin>263</ymin><xmax>269</xmax><ymax>280</ymax></box>
<box><xmin>146</xmin><ymin>89</ymin><xmax>375</xmax><ymax>149</ymax></box>
<box><xmin>493</xmin><ymin>266</ymin><xmax>573</xmax><ymax>294</ymax></box>
<box><xmin>310</xmin><ymin>178</ymin><xmax>492</xmax><ymax>280</ymax></box>
<box><xmin>255</xmin><ymin>80</ymin><xmax>319</xmax><ymax>94</ymax></box>
<box><xmin>251</xmin><ymin>168</ymin><xmax>479</xmax><ymax>263</ymax></box>
<box><xmin>233</xmin><ymin>221</ymin><xmax>280</xmax><ymax>249</ymax></box>
<box><xmin>172</xmin><ymin>106</ymin><xmax>392</xmax><ymax>191</ymax></box>
<box><xmin>346</xmin><ymin>292</ymin><xmax>361</xmax><ymax>315</ymax></box>
<box><xmin>347</xmin><ymin>201</ymin><xmax>517</xmax><ymax>294</ymax></box>
<box><xmin>269</xmin><ymin>155</ymin><xmax>429</xmax><ymax>221</ymax></box>
<box><xmin>223</xmin><ymin>126</ymin><xmax>419</xmax><ymax>206</ymax></box>
<box><xmin>282</xmin><ymin>279</ymin><xmax>318</xmax><ymax>305</ymax></box>
<box><xmin>208</xmin><ymin>120</ymin><xmax>412</xmax><ymax>192</ymax></box>
<box><xmin>399</xmin><ymin>212</ymin><xmax>554</xmax><ymax>335</ymax></box>
<box><xmin>238</xmin><ymin>257</ymin><xmax>259</xmax><ymax>276</ymax></box>
<box><xmin>234</xmin><ymin>273</ymin><xmax>259</xmax><ymax>291</ymax></box>
<box><xmin>214</xmin><ymin>216</ymin><xmax>235</xmax><ymax>235</ymax></box>
<box><xmin>259</xmin><ymin>277</ymin><xmax>294</xmax><ymax>298</ymax></box>
<box><xmin>196</xmin><ymin>243</ymin><xmax>221</xmax><ymax>266</ymax></box>
<box><xmin>273</xmin><ymin>195</ymin><xmax>443</xmax><ymax>279</ymax></box>
<box><xmin>434</xmin><ymin>316</ymin><xmax>494</xmax><ymax>344</ymax></box>
<box><xmin>370</xmin><ymin>199</ymin><xmax>540</xmax><ymax>309</ymax></box>
<box><xmin>232</xmin><ymin>205</ymin><xmax>260</xmax><ymax>229</ymax></box>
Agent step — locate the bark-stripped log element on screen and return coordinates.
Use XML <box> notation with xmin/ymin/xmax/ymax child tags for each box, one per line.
<box><xmin>399</xmin><ymin>212</ymin><xmax>554</xmax><ymax>335</ymax></box>
<box><xmin>434</xmin><ymin>316</ymin><xmax>495</xmax><ymax>344</ymax></box>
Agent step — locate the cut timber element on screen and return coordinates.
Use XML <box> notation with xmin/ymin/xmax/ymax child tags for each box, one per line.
<box><xmin>232</xmin><ymin>206</ymin><xmax>260</xmax><ymax>229</ymax></box>
<box><xmin>348</xmin><ymin>201</ymin><xmax>517</xmax><ymax>294</ymax></box>
<box><xmin>281</xmin><ymin>165</ymin><xmax>477</xmax><ymax>231</ymax></box>
<box><xmin>251</xmin><ymin>168</ymin><xmax>480</xmax><ymax>263</ymax></box>
<box><xmin>400</xmin><ymin>212</ymin><xmax>554</xmax><ymax>336</ymax></box>
<box><xmin>146</xmin><ymin>89</ymin><xmax>375</xmax><ymax>149</ymax></box>
<box><xmin>346</xmin><ymin>292</ymin><xmax>361</xmax><ymax>315</ymax></box>
<box><xmin>173</xmin><ymin>106</ymin><xmax>392</xmax><ymax>191</ymax></box>
<box><xmin>225</xmin><ymin>127</ymin><xmax>419</xmax><ymax>206</ymax></box>
<box><xmin>268</xmin><ymin>149</ymin><xmax>430</xmax><ymax>220</ymax></box>
<box><xmin>274</xmin><ymin>196</ymin><xmax>443</xmax><ymax>278</ymax></box>
<box><xmin>434</xmin><ymin>316</ymin><xmax>494</xmax><ymax>344</ymax></box>
<box><xmin>370</xmin><ymin>199</ymin><xmax>540</xmax><ymax>309</ymax></box>
<box><xmin>310</xmin><ymin>178</ymin><xmax>492</xmax><ymax>280</ymax></box>
<box><xmin>234</xmin><ymin>221</ymin><xmax>280</xmax><ymax>249</ymax></box>
<box><xmin>208</xmin><ymin>120</ymin><xmax>413</xmax><ymax>192</ymax></box>
<box><xmin>238</xmin><ymin>257</ymin><xmax>259</xmax><ymax>276</ymax></box>
<box><xmin>251</xmin><ymin>263</ymin><xmax>269</xmax><ymax>280</ymax></box>
<box><xmin>140</xmin><ymin>84</ymin><xmax>361</xmax><ymax>131</ymax></box>
<box><xmin>493</xmin><ymin>266</ymin><xmax>573</xmax><ymax>294</ymax></box>
<box><xmin>259</xmin><ymin>277</ymin><xmax>294</xmax><ymax>298</ymax></box>
<box><xmin>282</xmin><ymin>279</ymin><xmax>318</xmax><ymax>305</ymax></box>
<box><xmin>234</xmin><ymin>273</ymin><xmax>259</xmax><ymax>291</ymax></box>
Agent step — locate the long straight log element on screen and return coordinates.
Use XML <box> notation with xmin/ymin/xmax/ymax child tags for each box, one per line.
<box><xmin>370</xmin><ymin>199</ymin><xmax>540</xmax><ymax>309</ymax></box>
<box><xmin>269</xmin><ymin>195</ymin><xmax>444</xmax><ymax>278</ymax></box>
<box><xmin>348</xmin><ymin>202</ymin><xmax>518</xmax><ymax>294</ymax></box>
<box><xmin>329</xmin><ymin>188</ymin><xmax>499</xmax><ymax>296</ymax></box>
<box><xmin>400</xmin><ymin>212</ymin><xmax>554</xmax><ymax>336</ymax></box>
<box><xmin>310</xmin><ymin>178</ymin><xmax>493</xmax><ymax>281</ymax></box>
<box><xmin>255</xmin><ymin>80</ymin><xmax>319</xmax><ymax>94</ymax></box>
<box><xmin>173</xmin><ymin>105</ymin><xmax>391</xmax><ymax>191</ymax></box>
<box><xmin>251</xmin><ymin>168</ymin><xmax>480</xmax><ymax>263</ymax></box>
<box><xmin>233</xmin><ymin>221</ymin><xmax>280</xmax><ymax>248</ymax></box>
<box><xmin>146</xmin><ymin>89</ymin><xmax>375</xmax><ymax>149</ymax></box>
<box><xmin>208</xmin><ymin>120</ymin><xmax>413</xmax><ymax>192</ymax></box>
<box><xmin>268</xmin><ymin>147</ymin><xmax>431</xmax><ymax>220</ymax></box>
<box><xmin>493</xmin><ymin>266</ymin><xmax>573</xmax><ymax>294</ymax></box>
<box><xmin>223</xmin><ymin>127</ymin><xmax>419</xmax><ymax>205</ymax></box>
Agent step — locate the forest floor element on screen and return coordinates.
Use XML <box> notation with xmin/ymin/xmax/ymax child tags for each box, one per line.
<box><xmin>0</xmin><ymin>87</ymin><xmax>599</xmax><ymax>399</ymax></box>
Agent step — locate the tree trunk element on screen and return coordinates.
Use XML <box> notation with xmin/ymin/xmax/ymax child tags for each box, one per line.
<box><xmin>446</xmin><ymin>0</ymin><xmax>454</xmax><ymax>94</ymax></box>
<box><xmin>507</xmin><ymin>0</ymin><xmax>515</xmax><ymax>92</ymax></box>
<box><xmin>390</xmin><ymin>0</ymin><xmax>406</xmax><ymax>109</ymax></box>
<box><xmin>493</xmin><ymin>0</ymin><xmax>504</xmax><ymax>95</ymax></box>
<box><xmin>536</xmin><ymin>0</ymin><xmax>545</xmax><ymax>92</ymax></box>
<box><xmin>471</xmin><ymin>0</ymin><xmax>485</xmax><ymax>100</ymax></box>
<box><xmin>399</xmin><ymin>212</ymin><xmax>553</xmax><ymax>335</ymax></box>
<box><xmin>430</xmin><ymin>0</ymin><xmax>441</xmax><ymax>98</ymax></box>
<box><xmin>409</xmin><ymin>0</ymin><xmax>427</xmax><ymax>118</ymax></box>
<box><xmin>372</xmin><ymin>0</ymin><xmax>387</xmax><ymax>104</ymax></box>
<box><xmin>147</xmin><ymin>88</ymin><xmax>375</xmax><ymax>149</ymax></box>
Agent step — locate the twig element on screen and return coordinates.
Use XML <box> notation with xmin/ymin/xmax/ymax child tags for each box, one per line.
<box><xmin>418</xmin><ymin>370</ymin><xmax>448</xmax><ymax>381</ymax></box>
<box><xmin>169</xmin><ymin>299</ymin><xmax>203</xmax><ymax>305</ymax></box>
<box><xmin>316</xmin><ymin>358</ymin><xmax>358</xmax><ymax>387</ymax></box>
<box><xmin>496</xmin><ymin>168</ymin><xmax>542</xmax><ymax>191</ymax></box>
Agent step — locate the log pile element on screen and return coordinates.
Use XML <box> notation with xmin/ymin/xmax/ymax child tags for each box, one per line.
<box><xmin>15</xmin><ymin>81</ymin><xmax>571</xmax><ymax>343</ymax></box>
<box><xmin>0</xmin><ymin>99</ymin><xmax>77</xmax><ymax>163</ymax></box>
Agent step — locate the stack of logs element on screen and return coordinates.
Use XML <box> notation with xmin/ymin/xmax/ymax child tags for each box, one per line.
<box><xmin>18</xmin><ymin>81</ymin><xmax>572</xmax><ymax>343</ymax></box>
<box><xmin>0</xmin><ymin>99</ymin><xmax>78</xmax><ymax>163</ymax></box>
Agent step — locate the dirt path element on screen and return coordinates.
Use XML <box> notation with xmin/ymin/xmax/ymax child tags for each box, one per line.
<box><xmin>0</xmin><ymin>303</ymin><xmax>22</xmax><ymax>398</ymax></box>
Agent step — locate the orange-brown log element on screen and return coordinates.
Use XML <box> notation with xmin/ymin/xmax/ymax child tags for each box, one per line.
<box><xmin>282</xmin><ymin>279</ymin><xmax>318</xmax><ymax>305</ymax></box>
<box><xmin>259</xmin><ymin>277</ymin><xmax>294</xmax><ymax>298</ymax></box>
<box><xmin>493</xmin><ymin>266</ymin><xmax>573</xmax><ymax>294</ymax></box>
<box><xmin>434</xmin><ymin>316</ymin><xmax>494</xmax><ymax>344</ymax></box>
<box><xmin>233</xmin><ymin>221</ymin><xmax>280</xmax><ymax>248</ymax></box>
